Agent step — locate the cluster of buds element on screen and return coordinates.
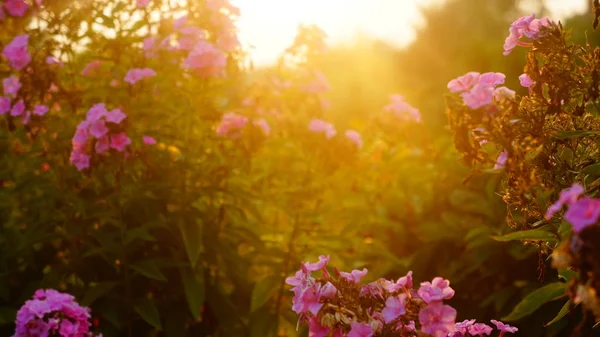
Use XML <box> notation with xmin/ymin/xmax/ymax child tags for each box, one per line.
<box><xmin>287</xmin><ymin>256</ymin><xmax>518</xmax><ymax>337</ymax></box>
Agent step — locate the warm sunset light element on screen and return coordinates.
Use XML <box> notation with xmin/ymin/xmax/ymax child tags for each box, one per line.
<box><xmin>234</xmin><ymin>0</ymin><xmax>588</xmax><ymax>65</ymax></box>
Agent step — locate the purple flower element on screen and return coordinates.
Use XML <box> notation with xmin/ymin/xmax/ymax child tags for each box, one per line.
<box><xmin>545</xmin><ymin>183</ymin><xmax>584</xmax><ymax>220</ymax></box>
<box><xmin>417</xmin><ymin>277</ymin><xmax>455</xmax><ymax>303</ymax></box>
<box><xmin>381</xmin><ymin>294</ymin><xmax>407</xmax><ymax>323</ymax></box>
<box><xmin>105</xmin><ymin>108</ymin><xmax>127</xmax><ymax>124</ymax></box>
<box><xmin>491</xmin><ymin>320</ymin><xmax>518</xmax><ymax>334</ymax></box>
<box><xmin>564</xmin><ymin>196</ymin><xmax>600</xmax><ymax>233</ymax></box>
<box><xmin>467</xmin><ymin>323</ymin><xmax>493</xmax><ymax>336</ymax></box>
<box><xmin>494</xmin><ymin>151</ymin><xmax>508</xmax><ymax>169</ymax></box>
<box><xmin>303</xmin><ymin>255</ymin><xmax>330</xmax><ymax>272</ymax></box>
<box><xmin>348</xmin><ymin>322</ymin><xmax>373</xmax><ymax>337</ymax></box>
<box><xmin>419</xmin><ymin>302</ymin><xmax>456</xmax><ymax>337</ymax></box>
<box><xmin>340</xmin><ymin>268</ymin><xmax>368</xmax><ymax>284</ymax></box>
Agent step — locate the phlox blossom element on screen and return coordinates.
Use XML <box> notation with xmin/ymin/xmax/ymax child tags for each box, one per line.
<box><xmin>182</xmin><ymin>40</ymin><xmax>226</xmax><ymax>78</ymax></box>
<box><xmin>105</xmin><ymin>108</ymin><xmax>127</xmax><ymax>124</ymax></box>
<box><xmin>381</xmin><ymin>294</ymin><xmax>407</xmax><ymax>323</ymax></box>
<box><xmin>137</xmin><ymin>0</ymin><xmax>151</xmax><ymax>7</ymax></box>
<box><xmin>110</xmin><ymin>132</ymin><xmax>132</xmax><ymax>152</ymax></box>
<box><xmin>345</xmin><ymin>130</ymin><xmax>363</xmax><ymax>149</ymax></box>
<box><xmin>0</xmin><ymin>97</ymin><xmax>10</xmax><ymax>115</ymax></box>
<box><xmin>33</xmin><ymin>104</ymin><xmax>49</xmax><ymax>116</ymax></box>
<box><xmin>417</xmin><ymin>277</ymin><xmax>455</xmax><ymax>303</ymax></box>
<box><xmin>545</xmin><ymin>183</ymin><xmax>585</xmax><ymax>220</ymax></box>
<box><xmin>216</xmin><ymin>113</ymin><xmax>248</xmax><ymax>137</ymax></box>
<box><xmin>3</xmin><ymin>76</ymin><xmax>21</xmax><ymax>97</ymax></box>
<box><xmin>384</xmin><ymin>94</ymin><xmax>421</xmax><ymax>122</ymax></box>
<box><xmin>447</xmin><ymin>72</ymin><xmax>480</xmax><ymax>93</ymax></box>
<box><xmin>253</xmin><ymin>118</ymin><xmax>271</xmax><ymax>136</ymax></box>
<box><xmin>491</xmin><ymin>320</ymin><xmax>518</xmax><ymax>334</ymax></box>
<box><xmin>308</xmin><ymin>119</ymin><xmax>336</xmax><ymax>139</ymax></box>
<box><xmin>504</xmin><ymin>14</ymin><xmax>552</xmax><ymax>55</ymax></box>
<box><xmin>124</xmin><ymin>68</ymin><xmax>156</xmax><ymax>85</ymax></box>
<box><xmin>143</xmin><ymin>136</ymin><xmax>156</xmax><ymax>145</ymax></box>
<box><xmin>4</xmin><ymin>0</ymin><xmax>29</xmax><ymax>17</ymax></box>
<box><xmin>467</xmin><ymin>323</ymin><xmax>493</xmax><ymax>336</ymax></box>
<box><xmin>519</xmin><ymin>73</ymin><xmax>536</xmax><ymax>87</ymax></box>
<box><xmin>347</xmin><ymin>322</ymin><xmax>373</xmax><ymax>337</ymax></box>
<box><xmin>10</xmin><ymin>99</ymin><xmax>25</xmax><ymax>117</ymax></box>
<box><xmin>81</xmin><ymin>60</ymin><xmax>102</xmax><ymax>76</ymax></box>
<box><xmin>2</xmin><ymin>34</ymin><xmax>31</xmax><ymax>70</ymax></box>
<box><xmin>340</xmin><ymin>268</ymin><xmax>368</xmax><ymax>284</ymax></box>
<box><xmin>494</xmin><ymin>151</ymin><xmax>508</xmax><ymax>169</ymax></box>
<box><xmin>564</xmin><ymin>196</ymin><xmax>600</xmax><ymax>233</ymax></box>
<box><xmin>308</xmin><ymin>316</ymin><xmax>330</xmax><ymax>337</ymax></box>
<box><xmin>418</xmin><ymin>302</ymin><xmax>456</xmax><ymax>337</ymax></box>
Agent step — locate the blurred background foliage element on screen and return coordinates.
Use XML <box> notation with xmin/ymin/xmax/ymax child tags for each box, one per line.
<box><xmin>0</xmin><ymin>0</ymin><xmax>597</xmax><ymax>337</ymax></box>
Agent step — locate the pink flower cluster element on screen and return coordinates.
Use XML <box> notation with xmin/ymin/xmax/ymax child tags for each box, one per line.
<box><xmin>215</xmin><ymin>112</ymin><xmax>271</xmax><ymax>138</ymax></box>
<box><xmin>503</xmin><ymin>14</ymin><xmax>552</xmax><ymax>56</ymax></box>
<box><xmin>1</xmin><ymin>76</ymin><xmax>49</xmax><ymax>124</ymax></box>
<box><xmin>383</xmin><ymin>95</ymin><xmax>421</xmax><ymax>122</ymax></box>
<box><xmin>124</xmin><ymin>68</ymin><xmax>156</xmax><ymax>85</ymax></box>
<box><xmin>70</xmin><ymin>104</ymin><xmax>131</xmax><ymax>171</ymax></box>
<box><xmin>2</xmin><ymin>34</ymin><xmax>32</xmax><ymax>70</ymax></box>
<box><xmin>545</xmin><ymin>183</ymin><xmax>600</xmax><ymax>233</ymax></box>
<box><xmin>13</xmin><ymin>289</ymin><xmax>101</xmax><ymax>337</ymax></box>
<box><xmin>3</xmin><ymin>0</ymin><xmax>30</xmax><ymax>18</ymax></box>
<box><xmin>447</xmin><ymin>72</ymin><xmax>515</xmax><ymax>110</ymax></box>
<box><xmin>287</xmin><ymin>257</ymin><xmax>517</xmax><ymax>337</ymax></box>
<box><xmin>308</xmin><ymin>119</ymin><xmax>363</xmax><ymax>149</ymax></box>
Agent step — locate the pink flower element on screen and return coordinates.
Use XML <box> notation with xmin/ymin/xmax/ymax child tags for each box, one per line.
<box><xmin>384</xmin><ymin>271</ymin><xmax>413</xmax><ymax>293</ymax></box>
<box><xmin>173</xmin><ymin>16</ymin><xmax>188</xmax><ymax>30</ymax></box>
<box><xmin>10</xmin><ymin>99</ymin><xmax>25</xmax><ymax>117</ymax></box>
<box><xmin>143</xmin><ymin>136</ymin><xmax>156</xmax><ymax>145</ymax></box>
<box><xmin>467</xmin><ymin>323</ymin><xmax>493</xmax><ymax>336</ymax></box>
<box><xmin>110</xmin><ymin>132</ymin><xmax>131</xmax><ymax>152</ymax></box>
<box><xmin>81</xmin><ymin>60</ymin><xmax>102</xmax><ymax>76</ymax></box>
<box><xmin>216</xmin><ymin>112</ymin><xmax>248</xmax><ymax>137</ymax></box>
<box><xmin>381</xmin><ymin>294</ymin><xmax>407</xmax><ymax>323</ymax></box>
<box><xmin>33</xmin><ymin>104</ymin><xmax>49</xmax><ymax>116</ymax></box>
<box><xmin>137</xmin><ymin>0</ymin><xmax>151</xmax><ymax>7</ymax></box>
<box><xmin>89</xmin><ymin>120</ymin><xmax>108</xmax><ymax>139</ymax></box>
<box><xmin>450</xmin><ymin>319</ymin><xmax>476</xmax><ymax>337</ymax></box>
<box><xmin>494</xmin><ymin>151</ymin><xmax>508</xmax><ymax>169</ymax></box>
<box><xmin>345</xmin><ymin>130</ymin><xmax>363</xmax><ymax>149</ymax></box>
<box><xmin>493</xmin><ymin>86</ymin><xmax>516</xmax><ymax>101</ymax></box>
<box><xmin>72</xmin><ymin>127</ymin><xmax>89</xmax><ymax>148</ymax></box>
<box><xmin>461</xmin><ymin>84</ymin><xmax>494</xmax><ymax>109</ymax></box>
<box><xmin>479</xmin><ymin>72</ymin><xmax>506</xmax><ymax>86</ymax></box>
<box><xmin>70</xmin><ymin>151</ymin><xmax>90</xmax><ymax>170</ymax></box>
<box><xmin>45</xmin><ymin>56</ymin><xmax>63</xmax><ymax>66</ymax></box>
<box><xmin>419</xmin><ymin>302</ymin><xmax>456</xmax><ymax>337</ymax></box>
<box><xmin>519</xmin><ymin>73</ymin><xmax>536</xmax><ymax>87</ymax></box>
<box><xmin>86</xmin><ymin>103</ymin><xmax>107</xmax><ymax>122</ymax></box>
<box><xmin>544</xmin><ymin>183</ymin><xmax>585</xmax><ymax>220</ymax></box>
<box><xmin>348</xmin><ymin>322</ymin><xmax>373</xmax><ymax>337</ymax></box>
<box><xmin>504</xmin><ymin>14</ymin><xmax>552</xmax><ymax>55</ymax></box>
<box><xmin>4</xmin><ymin>0</ymin><xmax>29</xmax><ymax>17</ymax></box>
<box><xmin>447</xmin><ymin>72</ymin><xmax>480</xmax><ymax>93</ymax></box>
<box><xmin>2</xmin><ymin>34</ymin><xmax>31</xmax><ymax>70</ymax></box>
<box><xmin>308</xmin><ymin>316</ymin><xmax>329</xmax><ymax>337</ymax></box>
<box><xmin>384</xmin><ymin>94</ymin><xmax>421</xmax><ymax>122</ymax></box>
<box><xmin>490</xmin><ymin>320</ymin><xmax>518</xmax><ymax>334</ymax></box>
<box><xmin>124</xmin><ymin>68</ymin><xmax>156</xmax><ymax>85</ymax></box>
<box><xmin>3</xmin><ymin>75</ymin><xmax>21</xmax><ymax>97</ymax></box>
<box><xmin>253</xmin><ymin>118</ymin><xmax>271</xmax><ymax>136</ymax></box>
<box><xmin>418</xmin><ymin>277</ymin><xmax>455</xmax><ymax>303</ymax></box>
<box><xmin>303</xmin><ymin>71</ymin><xmax>330</xmax><ymax>94</ymax></box>
<box><xmin>0</xmin><ymin>96</ymin><xmax>10</xmax><ymax>115</ymax></box>
<box><xmin>303</xmin><ymin>255</ymin><xmax>330</xmax><ymax>272</ymax></box>
<box><xmin>95</xmin><ymin>135</ymin><xmax>109</xmax><ymax>154</ymax></box>
<box><xmin>182</xmin><ymin>40</ymin><xmax>227</xmax><ymax>78</ymax></box>
<box><xmin>308</xmin><ymin>119</ymin><xmax>336</xmax><ymax>139</ymax></box>
<box><xmin>105</xmin><ymin>108</ymin><xmax>127</xmax><ymax>124</ymax></box>
<box><xmin>564</xmin><ymin>197</ymin><xmax>600</xmax><ymax>233</ymax></box>
<box><xmin>340</xmin><ymin>268</ymin><xmax>368</xmax><ymax>284</ymax></box>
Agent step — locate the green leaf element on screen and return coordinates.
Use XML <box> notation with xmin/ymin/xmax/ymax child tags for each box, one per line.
<box><xmin>558</xmin><ymin>269</ymin><xmax>577</xmax><ymax>282</ymax></box>
<box><xmin>81</xmin><ymin>281</ymin><xmax>119</xmax><ymax>306</ymax></box>
<box><xmin>179</xmin><ymin>219</ymin><xmax>203</xmax><ymax>269</ymax></box>
<box><xmin>492</xmin><ymin>226</ymin><xmax>557</xmax><ymax>243</ymax></box>
<box><xmin>503</xmin><ymin>282</ymin><xmax>567</xmax><ymax>321</ymax></box>
<box><xmin>251</xmin><ymin>275</ymin><xmax>280</xmax><ymax>313</ymax></box>
<box><xmin>545</xmin><ymin>300</ymin><xmax>575</xmax><ymax>326</ymax></box>
<box><xmin>555</xmin><ymin>130</ymin><xmax>600</xmax><ymax>139</ymax></box>
<box><xmin>582</xmin><ymin>163</ymin><xmax>600</xmax><ymax>176</ymax></box>
<box><xmin>123</xmin><ymin>227</ymin><xmax>156</xmax><ymax>246</ymax></box>
<box><xmin>181</xmin><ymin>267</ymin><xmax>205</xmax><ymax>318</ymax></box>
<box><xmin>130</xmin><ymin>260</ymin><xmax>168</xmax><ymax>282</ymax></box>
<box><xmin>134</xmin><ymin>298</ymin><xmax>162</xmax><ymax>330</ymax></box>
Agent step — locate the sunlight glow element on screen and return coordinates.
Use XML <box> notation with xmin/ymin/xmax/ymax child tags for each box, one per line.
<box><xmin>234</xmin><ymin>0</ymin><xmax>588</xmax><ymax>66</ymax></box>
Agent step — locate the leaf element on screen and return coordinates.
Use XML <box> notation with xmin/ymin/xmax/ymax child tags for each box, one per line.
<box><xmin>558</xmin><ymin>269</ymin><xmax>577</xmax><ymax>282</ymax></box>
<box><xmin>545</xmin><ymin>300</ymin><xmax>575</xmax><ymax>326</ymax></box>
<box><xmin>123</xmin><ymin>227</ymin><xmax>156</xmax><ymax>246</ymax></box>
<box><xmin>130</xmin><ymin>260</ymin><xmax>168</xmax><ymax>282</ymax></box>
<box><xmin>251</xmin><ymin>275</ymin><xmax>281</xmax><ymax>313</ymax></box>
<box><xmin>554</xmin><ymin>130</ymin><xmax>600</xmax><ymax>139</ymax></box>
<box><xmin>181</xmin><ymin>267</ymin><xmax>205</xmax><ymax>318</ymax></box>
<box><xmin>582</xmin><ymin>163</ymin><xmax>600</xmax><ymax>176</ymax></box>
<box><xmin>503</xmin><ymin>282</ymin><xmax>567</xmax><ymax>321</ymax></box>
<box><xmin>492</xmin><ymin>227</ymin><xmax>557</xmax><ymax>243</ymax></box>
<box><xmin>179</xmin><ymin>219</ymin><xmax>203</xmax><ymax>269</ymax></box>
<box><xmin>81</xmin><ymin>281</ymin><xmax>119</xmax><ymax>306</ymax></box>
<box><xmin>134</xmin><ymin>298</ymin><xmax>162</xmax><ymax>330</ymax></box>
